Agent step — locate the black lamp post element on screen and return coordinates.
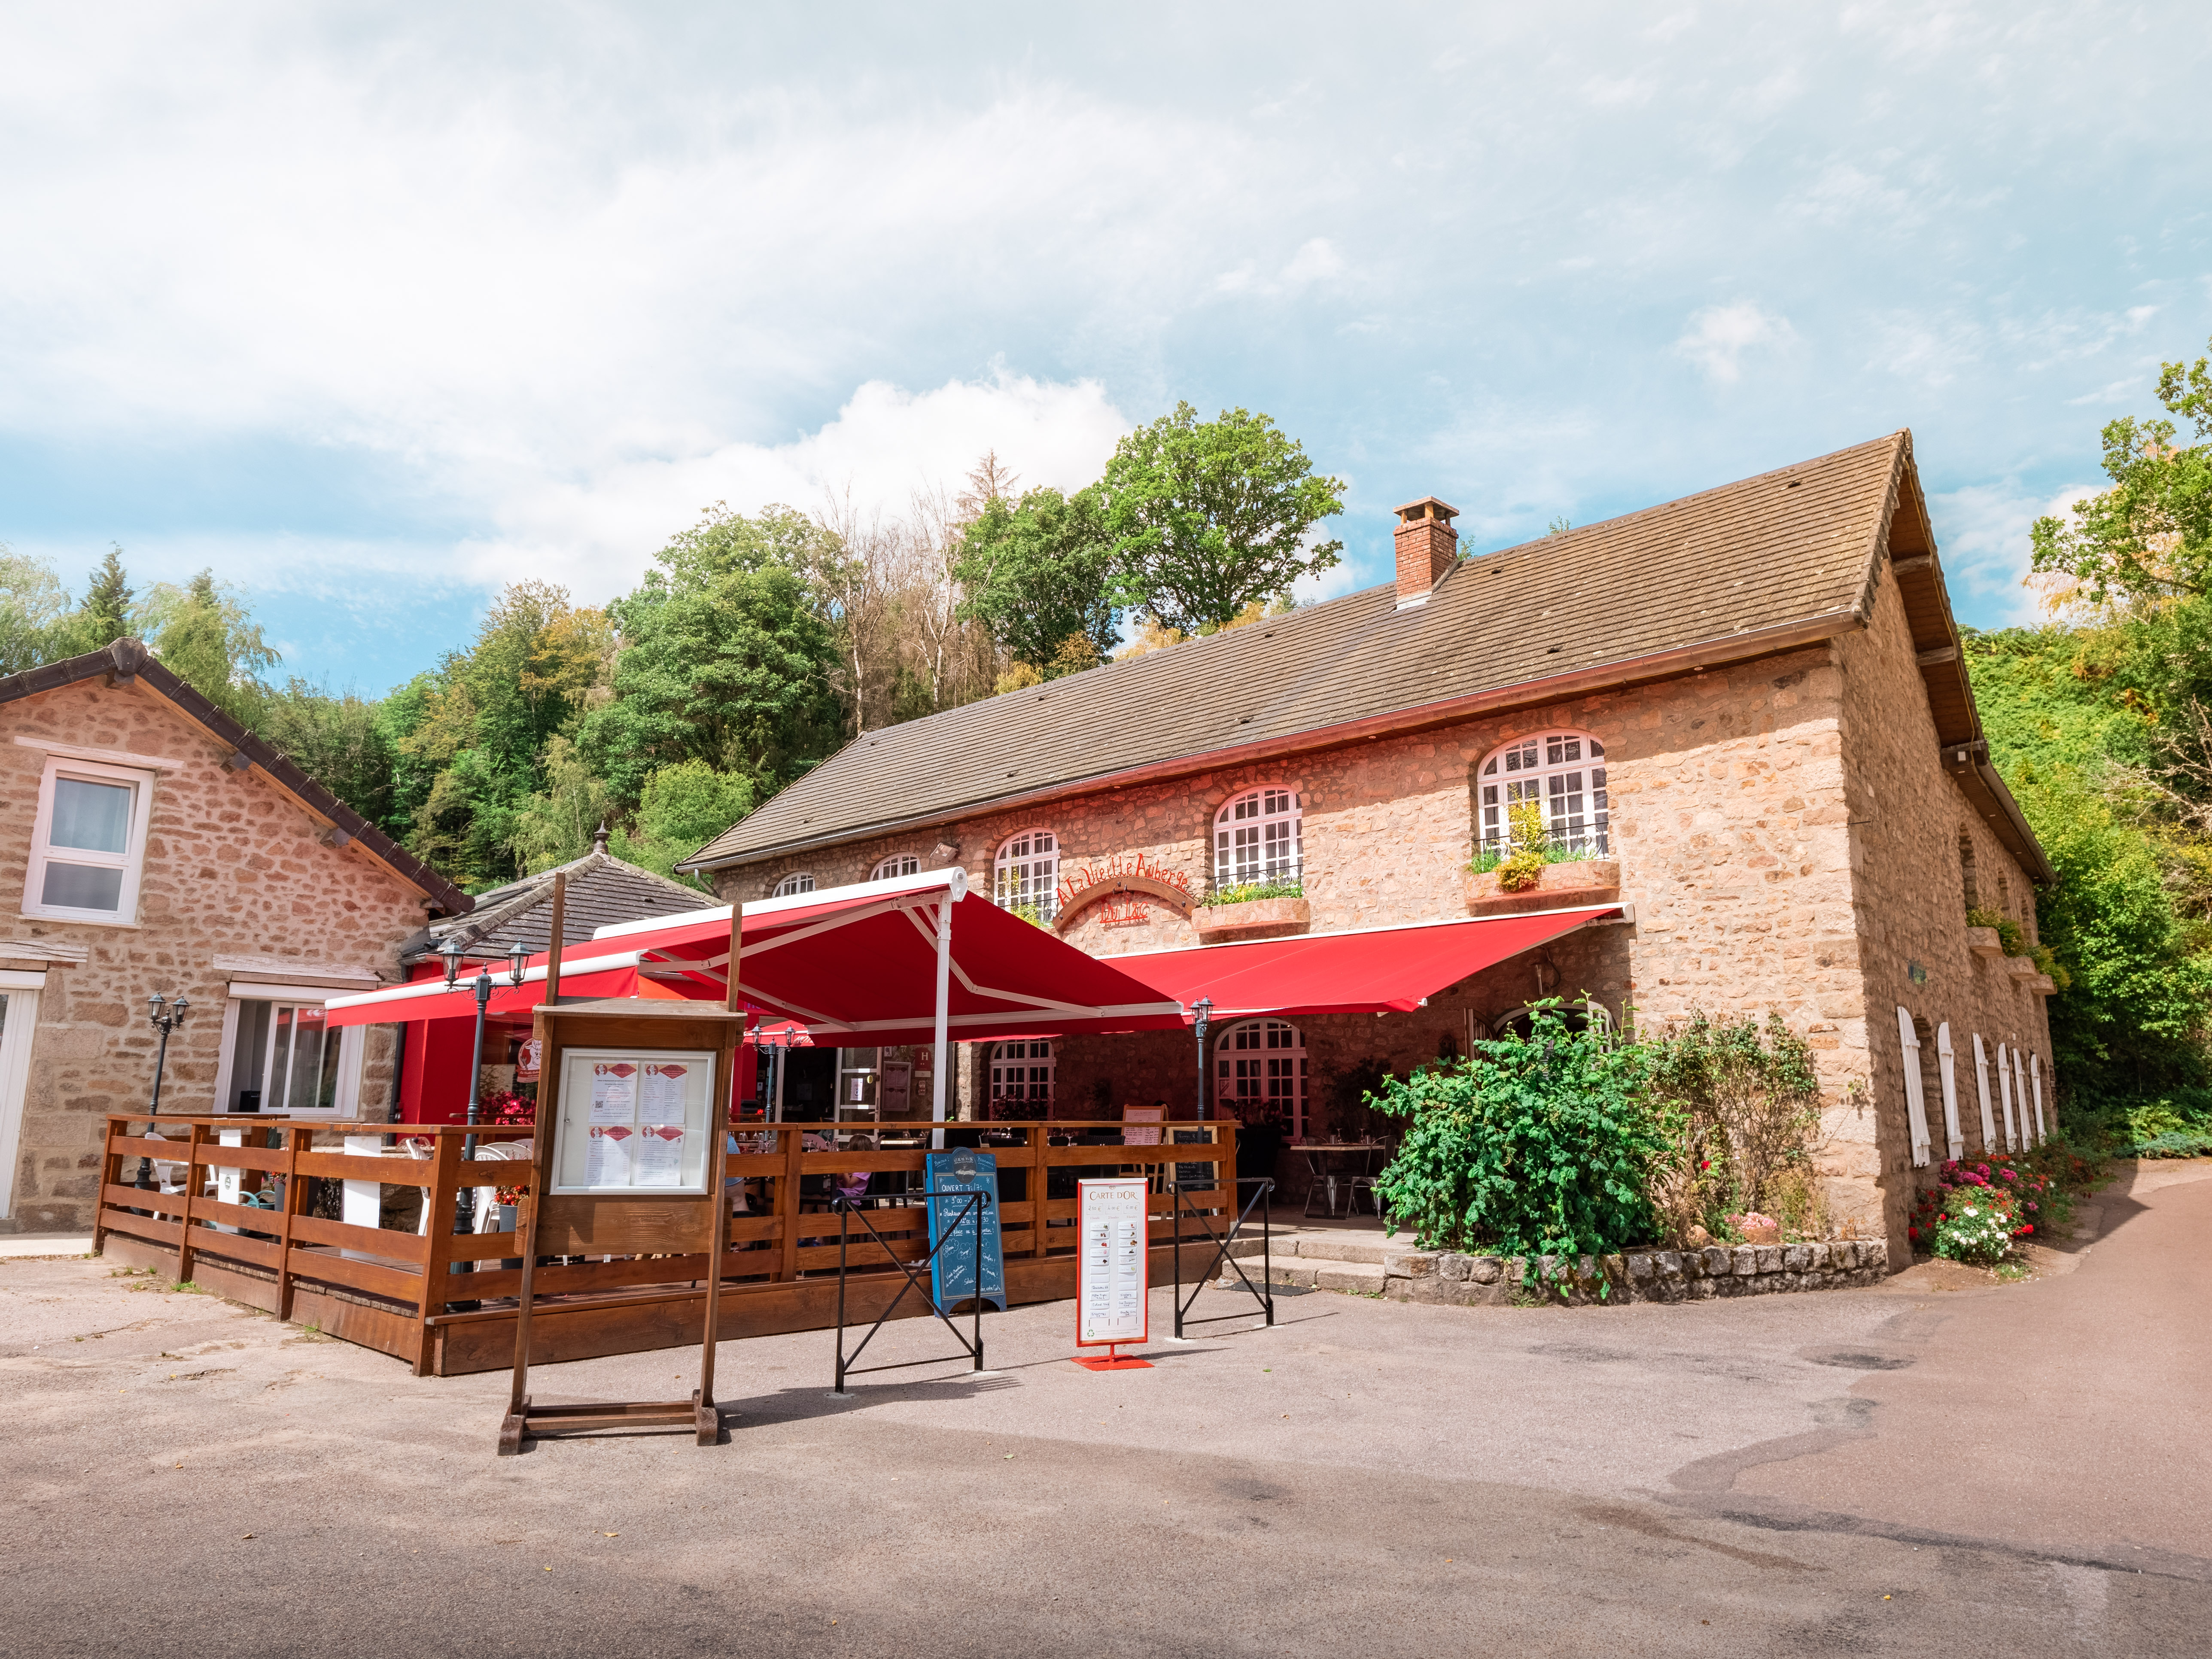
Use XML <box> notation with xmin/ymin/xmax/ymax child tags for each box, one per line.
<box><xmin>1192</xmin><ymin>996</ymin><xmax>1213</xmax><ymax>1122</ymax></box>
<box><xmin>137</xmin><ymin>992</ymin><xmax>191</xmax><ymax>1189</ymax></box>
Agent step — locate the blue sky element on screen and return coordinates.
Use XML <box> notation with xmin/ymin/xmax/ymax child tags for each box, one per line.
<box><xmin>4</xmin><ymin>3</ymin><xmax>2208</xmax><ymax>692</ymax></box>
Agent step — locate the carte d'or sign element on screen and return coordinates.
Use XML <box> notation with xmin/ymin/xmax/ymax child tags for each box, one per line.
<box><xmin>1053</xmin><ymin>852</ymin><xmax>1196</xmax><ymax>932</ymax></box>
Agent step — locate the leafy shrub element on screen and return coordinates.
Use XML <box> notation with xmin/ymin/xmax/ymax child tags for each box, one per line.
<box><xmin>1467</xmin><ymin>799</ymin><xmax>1596</xmax><ymax>884</ymax></box>
<box><xmin>1645</xmin><ymin>1012</ymin><xmax>1825</xmax><ymax>1243</ymax></box>
<box><xmin>1908</xmin><ymin>1156</ymin><xmax>2053</xmax><ymax>1260</ymax></box>
<box><xmin>1208</xmin><ymin>879</ymin><xmax>1303</xmax><ymax>906</ymax></box>
<box><xmin>1966</xmin><ymin>907</ymin><xmax>2027</xmax><ymax>955</ymax></box>
<box><xmin>1369</xmin><ymin>1003</ymin><xmax>1673</xmax><ymax>1265</ymax></box>
<box><xmin>1928</xmin><ymin>1197</ymin><xmax>2019</xmax><ymax>1265</ymax></box>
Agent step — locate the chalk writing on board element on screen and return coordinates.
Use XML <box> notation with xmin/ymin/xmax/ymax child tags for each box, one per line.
<box><xmin>925</xmin><ymin>1149</ymin><xmax>1006</xmax><ymax>1313</ymax></box>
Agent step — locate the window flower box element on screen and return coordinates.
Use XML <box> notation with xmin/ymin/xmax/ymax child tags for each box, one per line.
<box><xmin>1193</xmin><ymin>895</ymin><xmax>1311</xmax><ymax>943</ymax></box>
<box><xmin>1966</xmin><ymin>926</ymin><xmax>2005</xmax><ymax>959</ymax></box>
<box><xmin>2029</xmin><ymin>974</ymin><xmax>2058</xmax><ymax>995</ymax></box>
<box><xmin>1464</xmin><ymin>859</ymin><xmax>1620</xmax><ymax>916</ymax></box>
<box><xmin>2006</xmin><ymin>954</ymin><xmax>2042</xmax><ymax>982</ymax></box>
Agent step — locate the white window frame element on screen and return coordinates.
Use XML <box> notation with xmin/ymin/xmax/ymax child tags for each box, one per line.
<box><xmin>0</xmin><ymin>970</ymin><xmax>46</xmax><ymax>1220</ymax></box>
<box><xmin>1475</xmin><ymin>731</ymin><xmax>1609</xmax><ymax>857</ymax></box>
<box><xmin>211</xmin><ymin>984</ymin><xmax>365</xmax><ymax>1119</ymax></box>
<box><xmin>992</xmin><ymin>829</ymin><xmax>1059</xmax><ymax>920</ymax></box>
<box><xmin>872</xmin><ymin>854</ymin><xmax>920</xmax><ymax>880</ymax></box>
<box><xmin>772</xmin><ymin>873</ymin><xmax>817</xmax><ymax>898</ymax></box>
<box><xmin>989</xmin><ymin>1039</ymin><xmax>1054</xmax><ymax>1115</ymax></box>
<box><xmin>1214</xmin><ymin>1018</ymin><xmax>1308</xmax><ymax>1140</ymax></box>
<box><xmin>1214</xmin><ymin>787</ymin><xmax>1302</xmax><ymax>889</ymax></box>
<box><xmin>21</xmin><ymin>754</ymin><xmax>155</xmax><ymax>926</ymax></box>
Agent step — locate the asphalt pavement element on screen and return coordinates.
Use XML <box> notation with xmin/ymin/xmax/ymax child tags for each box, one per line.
<box><xmin>5</xmin><ymin>1160</ymin><xmax>2208</xmax><ymax>1657</ymax></box>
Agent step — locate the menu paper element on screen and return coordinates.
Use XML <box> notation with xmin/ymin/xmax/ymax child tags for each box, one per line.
<box><xmin>638</xmin><ymin>1062</ymin><xmax>688</xmax><ymax>1125</ymax></box>
<box><xmin>634</xmin><ymin>1124</ymin><xmax>686</xmax><ymax>1185</ymax></box>
<box><xmin>589</xmin><ymin>1063</ymin><xmax>637</xmax><ymax>1124</ymax></box>
<box><xmin>586</xmin><ymin>1124</ymin><xmax>634</xmax><ymax>1186</ymax></box>
<box><xmin>1076</xmin><ymin>1178</ymin><xmax>1150</xmax><ymax>1346</ymax></box>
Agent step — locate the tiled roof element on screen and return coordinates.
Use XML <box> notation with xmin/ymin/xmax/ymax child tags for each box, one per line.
<box><xmin>0</xmin><ymin>638</ymin><xmax>473</xmax><ymax>913</ymax></box>
<box><xmin>409</xmin><ymin>847</ymin><xmax>705</xmax><ymax>965</ymax></box>
<box><xmin>688</xmin><ymin>432</ymin><xmax>1911</xmax><ymax>870</ymax></box>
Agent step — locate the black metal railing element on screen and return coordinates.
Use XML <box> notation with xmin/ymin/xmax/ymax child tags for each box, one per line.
<box><xmin>1169</xmin><ymin>1175</ymin><xmax>1275</xmax><ymax>1336</ymax></box>
<box><xmin>830</xmin><ymin>1189</ymin><xmax>993</xmax><ymax>1394</ymax></box>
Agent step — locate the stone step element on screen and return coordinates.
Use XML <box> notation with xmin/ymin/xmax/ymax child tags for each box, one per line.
<box><xmin>1232</xmin><ymin>1257</ymin><xmax>1388</xmax><ymax>1295</ymax></box>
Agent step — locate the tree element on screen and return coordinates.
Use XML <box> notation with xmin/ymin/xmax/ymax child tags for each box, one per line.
<box><xmin>2031</xmin><ymin>336</ymin><xmax>2212</xmax><ymax>605</ymax></box>
<box><xmin>1098</xmin><ymin>402</ymin><xmax>1345</xmax><ymax>634</ymax></box>
<box><xmin>578</xmin><ymin>514</ymin><xmax>842</xmax><ymax>807</ymax></box>
<box><xmin>0</xmin><ymin>546</ymin><xmax>73</xmax><ymax>674</ymax></box>
<box><xmin>78</xmin><ymin>546</ymin><xmax>134</xmax><ymax>644</ymax></box>
<box><xmin>953</xmin><ymin>485</ymin><xmax>1119</xmax><ymax>673</ymax></box>
<box><xmin>609</xmin><ymin>761</ymin><xmax>756</xmax><ymax>887</ymax></box>
<box><xmin>142</xmin><ymin>569</ymin><xmax>280</xmax><ymax>723</ymax></box>
<box><xmin>508</xmin><ymin>735</ymin><xmax>616</xmax><ymax>876</ymax></box>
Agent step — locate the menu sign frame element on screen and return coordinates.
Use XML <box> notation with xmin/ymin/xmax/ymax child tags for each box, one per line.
<box><xmin>1075</xmin><ymin>1177</ymin><xmax>1150</xmax><ymax>1349</ymax></box>
<box><xmin>550</xmin><ymin>1046</ymin><xmax>718</xmax><ymax>1196</ymax></box>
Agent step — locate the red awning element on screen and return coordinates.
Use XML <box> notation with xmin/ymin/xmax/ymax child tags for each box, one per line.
<box><xmin>1105</xmin><ymin>906</ymin><xmax>1623</xmax><ymax>1020</ymax></box>
<box><xmin>324</xmin><ymin>868</ymin><xmax>1186</xmax><ymax>1045</ymax></box>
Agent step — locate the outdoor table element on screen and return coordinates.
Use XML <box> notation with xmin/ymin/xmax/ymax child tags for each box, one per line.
<box><xmin>1291</xmin><ymin>1140</ymin><xmax>1388</xmax><ymax>1218</ymax></box>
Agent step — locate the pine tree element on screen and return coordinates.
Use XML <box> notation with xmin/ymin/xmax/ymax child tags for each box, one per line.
<box><xmin>79</xmin><ymin>546</ymin><xmax>134</xmax><ymax>643</ymax></box>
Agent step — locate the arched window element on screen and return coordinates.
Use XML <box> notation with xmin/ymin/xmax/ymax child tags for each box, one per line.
<box><xmin>1214</xmin><ymin>1018</ymin><xmax>1308</xmax><ymax>1139</ymax></box>
<box><xmin>872</xmin><ymin>853</ymin><xmax>920</xmax><ymax>880</ymax></box>
<box><xmin>1476</xmin><ymin>731</ymin><xmax>1608</xmax><ymax>856</ymax></box>
<box><xmin>772</xmin><ymin>873</ymin><xmax>816</xmax><ymax>898</ymax></box>
<box><xmin>1491</xmin><ymin>1001</ymin><xmax>1613</xmax><ymax>1042</ymax></box>
<box><xmin>993</xmin><ymin>830</ymin><xmax>1059</xmax><ymax>919</ymax></box>
<box><xmin>989</xmin><ymin>1039</ymin><xmax>1054</xmax><ymax>1118</ymax></box>
<box><xmin>1214</xmin><ymin>787</ymin><xmax>1302</xmax><ymax>888</ymax></box>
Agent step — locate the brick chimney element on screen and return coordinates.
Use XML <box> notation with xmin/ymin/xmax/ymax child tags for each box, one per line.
<box><xmin>1393</xmin><ymin>496</ymin><xmax>1460</xmax><ymax>609</ymax></box>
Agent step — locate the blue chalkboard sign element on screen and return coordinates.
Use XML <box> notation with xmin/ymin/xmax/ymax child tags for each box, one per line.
<box><xmin>925</xmin><ymin>1148</ymin><xmax>1006</xmax><ymax>1313</ymax></box>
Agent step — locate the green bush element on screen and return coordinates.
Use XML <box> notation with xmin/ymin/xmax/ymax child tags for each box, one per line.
<box><xmin>1369</xmin><ymin>1004</ymin><xmax>1672</xmax><ymax>1267</ymax></box>
<box><xmin>1927</xmin><ymin>1194</ymin><xmax>2018</xmax><ymax>1265</ymax></box>
<box><xmin>1207</xmin><ymin>879</ymin><xmax>1303</xmax><ymax>906</ymax></box>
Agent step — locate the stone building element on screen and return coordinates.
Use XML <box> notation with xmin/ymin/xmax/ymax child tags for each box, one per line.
<box><xmin>682</xmin><ymin>432</ymin><xmax>2059</xmax><ymax>1264</ymax></box>
<box><xmin>0</xmin><ymin>639</ymin><xmax>473</xmax><ymax>1233</ymax></box>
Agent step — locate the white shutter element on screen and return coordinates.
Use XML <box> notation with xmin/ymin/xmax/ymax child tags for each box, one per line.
<box><xmin>1997</xmin><ymin>1043</ymin><xmax>2017</xmax><ymax>1152</ymax></box>
<box><xmin>1972</xmin><ymin>1032</ymin><xmax>1997</xmax><ymax>1152</ymax></box>
<box><xmin>2030</xmin><ymin>1053</ymin><xmax>2047</xmax><ymax>1144</ymax></box>
<box><xmin>1896</xmin><ymin>1006</ymin><xmax>1932</xmax><ymax>1168</ymax></box>
<box><xmin>1935</xmin><ymin>1023</ymin><xmax>1963</xmax><ymax>1162</ymax></box>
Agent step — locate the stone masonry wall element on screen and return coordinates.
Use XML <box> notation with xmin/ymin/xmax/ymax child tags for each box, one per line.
<box><xmin>2</xmin><ymin>680</ymin><xmax>429</xmax><ymax>1233</ymax></box>
<box><xmin>1375</xmin><ymin>1236</ymin><xmax>1893</xmax><ymax>1308</ymax></box>
<box><xmin>1834</xmin><ymin>562</ymin><xmax>2057</xmax><ymax>1265</ymax></box>
<box><xmin>714</xmin><ymin>610</ymin><xmax>2048</xmax><ymax>1262</ymax></box>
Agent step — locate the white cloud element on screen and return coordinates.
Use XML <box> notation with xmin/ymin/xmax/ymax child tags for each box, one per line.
<box><xmin>454</xmin><ymin>371</ymin><xmax>1132</xmax><ymax>599</ymax></box>
<box><xmin>1929</xmin><ymin>480</ymin><xmax>2102</xmax><ymax>628</ymax></box>
<box><xmin>1673</xmin><ymin>301</ymin><xmax>1799</xmax><ymax>384</ymax></box>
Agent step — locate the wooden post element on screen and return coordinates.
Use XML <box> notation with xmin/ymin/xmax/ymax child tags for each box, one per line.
<box><xmin>174</xmin><ymin>1120</ymin><xmax>209</xmax><ymax>1282</ymax></box>
<box><xmin>776</xmin><ymin>1123</ymin><xmax>803</xmax><ymax>1281</ymax></box>
<box><xmin>275</xmin><ymin>1125</ymin><xmax>309</xmax><ymax>1322</ymax></box>
<box><xmin>92</xmin><ymin>1118</ymin><xmax>122</xmax><ymax>1254</ymax></box>
<box><xmin>695</xmin><ymin>1029</ymin><xmax>735</xmax><ymax>1444</ymax></box>
<box><xmin>1022</xmin><ymin>1123</ymin><xmax>1047</xmax><ymax>1257</ymax></box>
<box><xmin>414</xmin><ymin>1130</ymin><xmax>465</xmax><ymax>1377</ymax></box>
<box><xmin>724</xmin><ymin>892</ymin><xmax>742</xmax><ymax>1014</ymax></box>
<box><xmin>545</xmin><ymin>872</ymin><xmax>566</xmax><ymax>1002</ymax></box>
<box><xmin>502</xmin><ymin>1031</ymin><xmax>551</xmax><ymax>1452</ymax></box>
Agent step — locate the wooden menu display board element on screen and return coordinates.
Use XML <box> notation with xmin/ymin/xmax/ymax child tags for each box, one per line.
<box><xmin>499</xmin><ymin>998</ymin><xmax>747</xmax><ymax>1454</ymax></box>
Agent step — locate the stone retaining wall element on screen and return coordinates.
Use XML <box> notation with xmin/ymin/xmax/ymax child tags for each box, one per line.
<box><xmin>1382</xmin><ymin>1238</ymin><xmax>1892</xmax><ymax>1306</ymax></box>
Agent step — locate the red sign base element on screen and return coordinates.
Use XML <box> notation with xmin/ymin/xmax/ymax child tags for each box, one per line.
<box><xmin>1071</xmin><ymin>1344</ymin><xmax>1153</xmax><ymax>1371</ymax></box>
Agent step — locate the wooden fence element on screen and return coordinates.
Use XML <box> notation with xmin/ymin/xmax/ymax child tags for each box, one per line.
<box><xmin>94</xmin><ymin>1115</ymin><xmax>1242</xmax><ymax>1376</ymax></box>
